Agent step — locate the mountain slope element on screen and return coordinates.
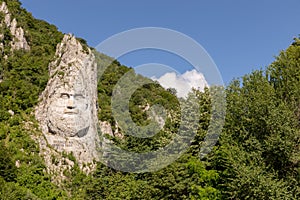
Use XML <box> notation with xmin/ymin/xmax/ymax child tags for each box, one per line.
<box><xmin>0</xmin><ymin>0</ymin><xmax>299</xmax><ymax>199</ymax></box>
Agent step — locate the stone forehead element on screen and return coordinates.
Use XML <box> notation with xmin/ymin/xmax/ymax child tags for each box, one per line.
<box><xmin>53</xmin><ymin>65</ymin><xmax>87</xmax><ymax>83</ymax></box>
<box><xmin>52</xmin><ymin>75</ymin><xmax>88</xmax><ymax>94</ymax></box>
<box><xmin>64</xmin><ymin>70</ymin><xmax>86</xmax><ymax>83</ymax></box>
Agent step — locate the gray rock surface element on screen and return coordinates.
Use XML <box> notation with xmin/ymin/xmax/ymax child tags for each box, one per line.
<box><xmin>99</xmin><ymin>121</ymin><xmax>123</xmax><ymax>138</ymax></box>
<box><xmin>99</xmin><ymin>121</ymin><xmax>114</xmax><ymax>136</ymax></box>
<box><xmin>0</xmin><ymin>2</ymin><xmax>30</xmax><ymax>51</ymax></box>
<box><xmin>35</xmin><ymin>34</ymin><xmax>100</xmax><ymax>172</ymax></box>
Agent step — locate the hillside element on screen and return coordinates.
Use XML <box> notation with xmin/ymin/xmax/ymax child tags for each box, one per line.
<box><xmin>0</xmin><ymin>0</ymin><xmax>299</xmax><ymax>199</ymax></box>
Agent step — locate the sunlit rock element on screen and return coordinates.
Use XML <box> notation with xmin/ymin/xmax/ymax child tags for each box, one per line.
<box><xmin>35</xmin><ymin>34</ymin><xmax>99</xmax><ymax>174</ymax></box>
<box><xmin>0</xmin><ymin>2</ymin><xmax>30</xmax><ymax>51</ymax></box>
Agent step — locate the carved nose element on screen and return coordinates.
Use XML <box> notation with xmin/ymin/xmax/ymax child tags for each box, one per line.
<box><xmin>67</xmin><ymin>96</ymin><xmax>76</xmax><ymax>109</ymax></box>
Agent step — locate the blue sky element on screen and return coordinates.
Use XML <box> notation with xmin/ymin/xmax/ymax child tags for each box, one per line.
<box><xmin>20</xmin><ymin>0</ymin><xmax>300</xmax><ymax>85</ymax></box>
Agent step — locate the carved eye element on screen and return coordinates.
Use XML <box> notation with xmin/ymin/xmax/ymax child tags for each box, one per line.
<box><xmin>74</xmin><ymin>94</ymin><xmax>84</xmax><ymax>100</ymax></box>
<box><xmin>60</xmin><ymin>93</ymin><xmax>69</xmax><ymax>99</ymax></box>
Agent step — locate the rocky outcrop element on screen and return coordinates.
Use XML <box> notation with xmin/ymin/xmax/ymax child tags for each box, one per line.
<box><xmin>99</xmin><ymin>121</ymin><xmax>123</xmax><ymax>138</ymax></box>
<box><xmin>35</xmin><ymin>34</ymin><xmax>99</xmax><ymax>176</ymax></box>
<box><xmin>0</xmin><ymin>1</ymin><xmax>30</xmax><ymax>51</ymax></box>
<box><xmin>99</xmin><ymin>121</ymin><xmax>114</xmax><ymax>136</ymax></box>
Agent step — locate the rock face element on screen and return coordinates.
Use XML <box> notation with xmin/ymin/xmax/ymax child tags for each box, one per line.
<box><xmin>99</xmin><ymin>121</ymin><xmax>123</xmax><ymax>139</ymax></box>
<box><xmin>0</xmin><ymin>2</ymin><xmax>30</xmax><ymax>51</ymax></box>
<box><xmin>35</xmin><ymin>34</ymin><xmax>99</xmax><ymax>173</ymax></box>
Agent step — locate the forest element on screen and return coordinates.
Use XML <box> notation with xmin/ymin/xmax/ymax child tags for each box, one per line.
<box><xmin>0</xmin><ymin>0</ymin><xmax>299</xmax><ymax>199</ymax></box>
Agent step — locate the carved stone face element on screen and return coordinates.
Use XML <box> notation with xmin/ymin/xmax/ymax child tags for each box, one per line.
<box><xmin>47</xmin><ymin>75</ymin><xmax>90</xmax><ymax>137</ymax></box>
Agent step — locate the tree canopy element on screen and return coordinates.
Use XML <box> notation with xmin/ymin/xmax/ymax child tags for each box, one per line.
<box><xmin>0</xmin><ymin>0</ymin><xmax>299</xmax><ymax>199</ymax></box>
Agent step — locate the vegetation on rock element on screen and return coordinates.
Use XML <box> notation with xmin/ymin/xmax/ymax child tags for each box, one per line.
<box><xmin>0</xmin><ymin>0</ymin><xmax>299</xmax><ymax>199</ymax></box>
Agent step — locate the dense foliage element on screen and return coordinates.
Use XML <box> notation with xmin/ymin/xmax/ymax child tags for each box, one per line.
<box><xmin>0</xmin><ymin>0</ymin><xmax>299</xmax><ymax>199</ymax></box>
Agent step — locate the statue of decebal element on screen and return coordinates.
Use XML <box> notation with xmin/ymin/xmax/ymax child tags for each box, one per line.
<box><xmin>35</xmin><ymin>34</ymin><xmax>99</xmax><ymax>163</ymax></box>
<box><xmin>47</xmin><ymin>70</ymin><xmax>91</xmax><ymax>138</ymax></box>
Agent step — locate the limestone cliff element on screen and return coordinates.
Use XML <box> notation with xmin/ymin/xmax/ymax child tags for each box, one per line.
<box><xmin>0</xmin><ymin>1</ymin><xmax>30</xmax><ymax>52</ymax></box>
<box><xmin>35</xmin><ymin>34</ymin><xmax>99</xmax><ymax>177</ymax></box>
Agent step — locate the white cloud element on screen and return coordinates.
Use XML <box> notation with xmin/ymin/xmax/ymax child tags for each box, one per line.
<box><xmin>152</xmin><ymin>69</ymin><xmax>208</xmax><ymax>98</ymax></box>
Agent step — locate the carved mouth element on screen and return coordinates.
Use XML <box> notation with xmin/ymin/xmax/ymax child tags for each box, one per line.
<box><xmin>64</xmin><ymin>109</ymin><xmax>79</xmax><ymax>114</ymax></box>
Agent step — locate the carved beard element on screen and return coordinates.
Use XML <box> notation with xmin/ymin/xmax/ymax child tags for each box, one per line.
<box><xmin>47</xmin><ymin>120</ymin><xmax>89</xmax><ymax>138</ymax></box>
